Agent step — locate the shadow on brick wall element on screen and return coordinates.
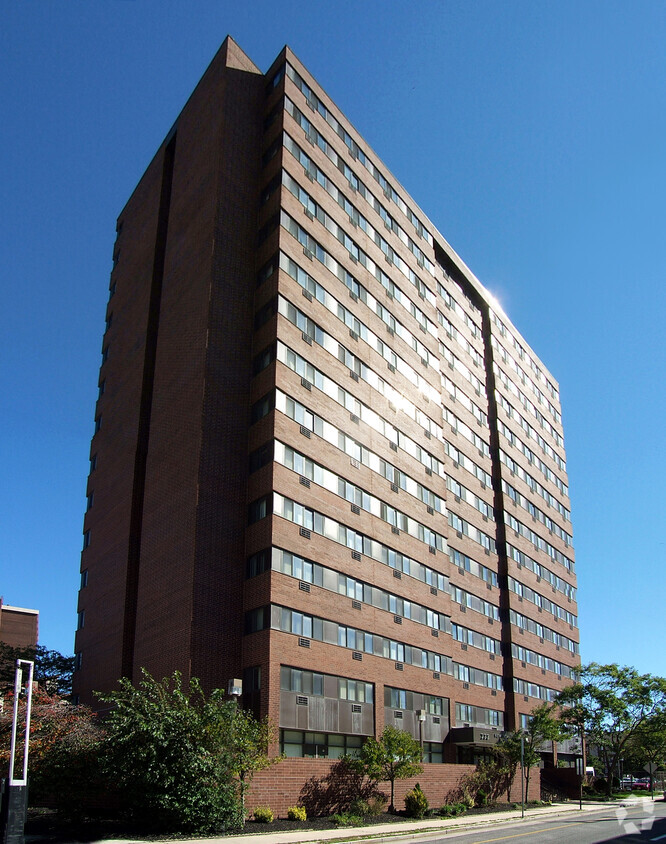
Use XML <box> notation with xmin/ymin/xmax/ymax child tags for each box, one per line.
<box><xmin>299</xmin><ymin>759</ymin><xmax>386</xmax><ymax>816</ymax></box>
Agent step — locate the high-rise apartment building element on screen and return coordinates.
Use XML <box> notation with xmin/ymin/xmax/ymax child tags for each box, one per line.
<box><xmin>74</xmin><ymin>37</ymin><xmax>579</xmax><ymax>780</ymax></box>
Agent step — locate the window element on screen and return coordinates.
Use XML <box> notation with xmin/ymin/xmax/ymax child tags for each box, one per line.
<box><xmin>253</xmin><ymin>344</ymin><xmax>276</xmax><ymax>375</ymax></box>
<box><xmin>90</xmin><ymin>454</ymin><xmax>97</xmax><ymax>472</ymax></box>
<box><xmin>248</xmin><ymin>496</ymin><xmax>270</xmax><ymax>524</ymax></box>
<box><xmin>105</xmin><ymin>313</ymin><xmax>113</xmax><ymax>333</ymax></box>
<box><xmin>94</xmin><ymin>416</ymin><xmax>101</xmax><ymax>434</ymax></box>
<box><xmin>73</xmin><ymin>653</ymin><xmax>82</xmax><ymax>671</ymax></box>
<box><xmin>422</xmin><ymin>742</ymin><xmax>443</xmax><ymax>763</ymax></box>
<box><xmin>109</xmin><ymin>282</ymin><xmax>116</xmax><ymax>298</ymax></box>
<box><xmin>101</xmin><ymin>345</ymin><xmax>109</xmax><ymax>363</ymax></box>
<box><xmin>245</xmin><ymin>607</ymin><xmax>268</xmax><ymax>634</ymax></box>
<box><xmin>77</xmin><ymin>610</ymin><xmax>85</xmax><ymax>630</ymax></box>
<box><xmin>280</xmin><ymin>730</ymin><xmax>362</xmax><ymax>759</ymax></box>
<box><xmin>254</xmin><ymin>297</ymin><xmax>277</xmax><ymax>330</ymax></box>
<box><xmin>98</xmin><ymin>380</ymin><xmax>105</xmax><ymax>399</ymax></box>
<box><xmin>82</xmin><ymin>531</ymin><xmax>91</xmax><ymax>550</ymax></box>
<box><xmin>243</xmin><ymin>665</ymin><xmax>261</xmax><ymax>692</ymax></box>
<box><xmin>250</xmin><ymin>392</ymin><xmax>274</xmax><ymax>424</ymax></box>
<box><xmin>86</xmin><ymin>492</ymin><xmax>94</xmax><ymax>511</ymax></box>
<box><xmin>249</xmin><ymin>441</ymin><xmax>273</xmax><ymax>473</ymax></box>
<box><xmin>246</xmin><ymin>548</ymin><xmax>271</xmax><ymax>578</ymax></box>
<box><xmin>80</xmin><ymin>569</ymin><xmax>88</xmax><ymax>588</ymax></box>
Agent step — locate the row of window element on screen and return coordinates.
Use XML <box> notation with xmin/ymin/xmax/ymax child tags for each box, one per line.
<box><xmin>449</xmin><ymin>548</ymin><xmax>497</xmax><ymax>587</ymax></box>
<box><xmin>280</xmin><ymin>213</ymin><xmax>441</xmax><ymax>403</ymax></box>
<box><xmin>455</xmin><ymin>703</ymin><xmax>503</xmax><ymax>729</ymax></box>
<box><xmin>437</xmin><ymin>278</ymin><xmax>482</xmax><ymax>337</ymax></box>
<box><xmin>283</xmin><ymin>136</ymin><xmax>436</xmax><ymax>292</ymax></box>
<box><xmin>503</xmin><ymin>481</ymin><xmax>572</xmax><ymax>547</ymax></box>
<box><xmin>496</xmin><ymin>378</ymin><xmax>563</xmax><ymax>449</ymax></box>
<box><xmin>499</xmin><ymin>421</ymin><xmax>568</xmax><ymax>498</ymax></box>
<box><xmin>272</xmin><ymin>491</ymin><xmax>447</xmax><ymax>587</ymax></box>
<box><xmin>440</xmin><ymin>342</ymin><xmax>485</xmax><ymax>399</ymax></box>
<box><xmin>284</xmin><ymin>65</ymin><xmax>433</xmax><ymax>246</ymax></box>
<box><xmin>491</xmin><ymin>331</ymin><xmax>561</xmax><ymax>419</ymax></box>
<box><xmin>447</xmin><ymin>476</ymin><xmax>493</xmax><ymax>521</ymax></box>
<box><xmin>497</xmin><ymin>391</ymin><xmax>564</xmax><ymax>465</ymax></box>
<box><xmin>438</xmin><ymin>310</ymin><xmax>484</xmax><ymax>368</ymax></box>
<box><xmin>510</xmin><ymin>609</ymin><xmax>579</xmax><ymax>654</ymax></box>
<box><xmin>278</xmin><ymin>245</ymin><xmax>439</xmax><ymax>403</ymax></box>
<box><xmin>500</xmin><ymin>450</ymin><xmax>570</xmax><ymax>521</ymax></box>
<box><xmin>451</xmin><ymin>623</ymin><xmax>500</xmax><ymax>655</ymax></box>
<box><xmin>280</xmin><ymin>246</ymin><xmax>435</xmax><ymax>370</ymax></box>
<box><xmin>275</xmin><ymin>441</ymin><xmax>446</xmax><ymax>550</ymax></box>
<box><xmin>494</xmin><ymin>356</ymin><xmax>561</xmax><ymax>434</ymax></box>
<box><xmin>277</xmin><ymin>337</ymin><xmax>443</xmax><ymax>442</ymax></box>
<box><xmin>441</xmin><ymin>370</ymin><xmax>487</xmax><ymax>428</ymax></box>
<box><xmin>490</xmin><ymin>311</ymin><xmax>559</xmax><ymax>402</ymax></box>
<box><xmin>448</xmin><ymin>511</ymin><xmax>496</xmax><ymax>554</ymax></box>
<box><xmin>269</xmin><ymin>546</ymin><xmax>449</xmax><ymax>630</ymax></box>
<box><xmin>284</xmin><ymin>99</ymin><xmax>438</xmax><ymax>310</ymax></box>
<box><xmin>253</xmin><ymin>603</ymin><xmax>449</xmax><ymax>673</ymax></box>
<box><xmin>385</xmin><ymin>686</ymin><xmax>445</xmax><ymax>715</ymax></box>
<box><xmin>507</xmin><ymin>544</ymin><xmax>576</xmax><ymax>601</ymax></box>
<box><xmin>504</xmin><ymin>511</ymin><xmax>574</xmax><ymax>573</ymax></box>
<box><xmin>450</xmin><ymin>585</ymin><xmax>500</xmax><ymax>622</ymax></box>
<box><xmin>511</xmin><ymin>644</ymin><xmax>574</xmax><ymax>679</ymax></box>
<box><xmin>278</xmin><ymin>390</ymin><xmax>444</xmax><ymax>508</ymax></box>
<box><xmin>513</xmin><ymin>677</ymin><xmax>558</xmax><ymax>703</ymax></box>
<box><xmin>443</xmin><ymin>406</ymin><xmax>490</xmax><ymax>458</ymax></box>
<box><xmin>507</xmin><ymin>576</ymin><xmax>577</xmax><ymax>627</ymax></box>
<box><xmin>275</xmin><ymin>346</ymin><xmax>443</xmax><ymax>471</ymax></box>
<box><xmin>280</xmin><ymin>665</ymin><xmax>374</xmax><ymax>702</ymax></box>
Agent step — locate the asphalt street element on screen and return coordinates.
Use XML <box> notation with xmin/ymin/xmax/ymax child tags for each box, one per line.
<box><xmin>417</xmin><ymin>801</ymin><xmax>666</xmax><ymax>843</ymax></box>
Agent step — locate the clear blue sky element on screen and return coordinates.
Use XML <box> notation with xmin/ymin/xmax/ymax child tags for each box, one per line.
<box><xmin>2</xmin><ymin>1</ymin><xmax>665</xmax><ymax>677</ymax></box>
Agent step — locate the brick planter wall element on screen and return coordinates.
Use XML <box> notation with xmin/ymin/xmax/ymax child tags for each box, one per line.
<box><xmin>246</xmin><ymin>759</ymin><xmax>541</xmax><ymax>817</ymax></box>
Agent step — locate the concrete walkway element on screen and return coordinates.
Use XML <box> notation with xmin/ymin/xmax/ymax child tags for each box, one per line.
<box><xmin>96</xmin><ymin>796</ymin><xmax>659</xmax><ymax>844</ymax></box>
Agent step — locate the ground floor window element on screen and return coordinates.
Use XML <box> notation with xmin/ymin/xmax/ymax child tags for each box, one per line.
<box><xmin>280</xmin><ymin>730</ymin><xmax>363</xmax><ymax>759</ymax></box>
<box><xmin>422</xmin><ymin>741</ymin><xmax>443</xmax><ymax>763</ymax></box>
<box><xmin>456</xmin><ymin>746</ymin><xmax>496</xmax><ymax>765</ymax></box>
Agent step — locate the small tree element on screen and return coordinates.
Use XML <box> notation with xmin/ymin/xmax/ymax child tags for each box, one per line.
<box><xmin>219</xmin><ymin>702</ymin><xmax>279</xmax><ymax>819</ymax></box>
<box><xmin>516</xmin><ymin>703</ymin><xmax>563</xmax><ymax>800</ymax></box>
<box><xmin>557</xmin><ymin>663</ymin><xmax>666</xmax><ymax>797</ymax></box>
<box><xmin>352</xmin><ymin>726</ymin><xmax>423</xmax><ymax>812</ymax></box>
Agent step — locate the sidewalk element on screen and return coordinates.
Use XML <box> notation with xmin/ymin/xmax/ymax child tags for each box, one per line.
<box><xmin>96</xmin><ymin>796</ymin><xmax>658</xmax><ymax>844</ymax></box>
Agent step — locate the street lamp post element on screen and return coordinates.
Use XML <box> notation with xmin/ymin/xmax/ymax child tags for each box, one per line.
<box><xmin>1</xmin><ymin>659</ymin><xmax>35</xmax><ymax>844</ymax></box>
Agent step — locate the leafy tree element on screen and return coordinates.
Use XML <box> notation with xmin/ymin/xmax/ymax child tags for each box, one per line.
<box><xmin>0</xmin><ymin>688</ymin><xmax>103</xmax><ymax>814</ymax></box>
<box><xmin>623</xmin><ymin>711</ymin><xmax>666</xmax><ymax>788</ymax></box>
<box><xmin>211</xmin><ymin>701</ymin><xmax>278</xmax><ymax>819</ymax></box>
<box><xmin>351</xmin><ymin>726</ymin><xmax>423</xmax><ymax>812</ymax></box>
<box><xmin>0</xmin><ymin>643</ymin><xmax>75</xmax><ymax>697</ymax></box>
<box><xmin>515</xmin><ymin>703</ymin><xmax>563</xmax><ymax>800</ymax></box>
<box><xmin>557</xmin><ymin>663</ymin><xmax>666</xmax><ymax>797</ymax></box>
<box><xmin>97</xmin><ymin>670</ymin><xmax>277</xmax><ymax>832</ymax></box>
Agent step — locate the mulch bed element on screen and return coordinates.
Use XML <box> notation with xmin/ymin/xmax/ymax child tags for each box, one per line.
<box><xmin>25</xmin><ymin>802</ymin><xmax>542</xmax><ymax>842</ymax></box>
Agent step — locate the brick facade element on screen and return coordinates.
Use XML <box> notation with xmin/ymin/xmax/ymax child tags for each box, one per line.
<box><xmin>74</xmin><ymin>36</ymin><xmax>580</xmax><ymax>799</ymax></box>
<box><xmin>246</xmin><ymin>759</ymin><xmax>541</xmax><ymax>817</ymax></box>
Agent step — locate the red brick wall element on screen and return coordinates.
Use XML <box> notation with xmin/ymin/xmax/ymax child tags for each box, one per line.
<box><xmin>246</xmin><ymin>759</ymin><xmax>541</xmax><ymax>817</ymax></box>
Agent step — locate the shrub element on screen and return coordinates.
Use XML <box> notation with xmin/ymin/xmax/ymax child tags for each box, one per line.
<box><xmin>366</xmin><ymin>795</ymin><xmax>387</xmax><ymax>816</ymax></box>
<box><xmin>439</xmin><ymin>801</ymin><xmax>467</xmax><ymax>818</ymax></box>
<box><xmin>331</xmin><ymin>812</ymin><xmax>363</xmax><ymax>826</ymax></box>
<box><xmin>287</xmin><ymin>805</ymin><xmax>307</xmax><ymax>821</ymax></box>
<box><xmin>253</xmin><ymin>806</ymin><xmax>274</xmax><ymax>823</ymax></box>
<box><xmin>404</xmin><ymin>783</ymin><xmax>429</xmax><ymax>818</ymax></box>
